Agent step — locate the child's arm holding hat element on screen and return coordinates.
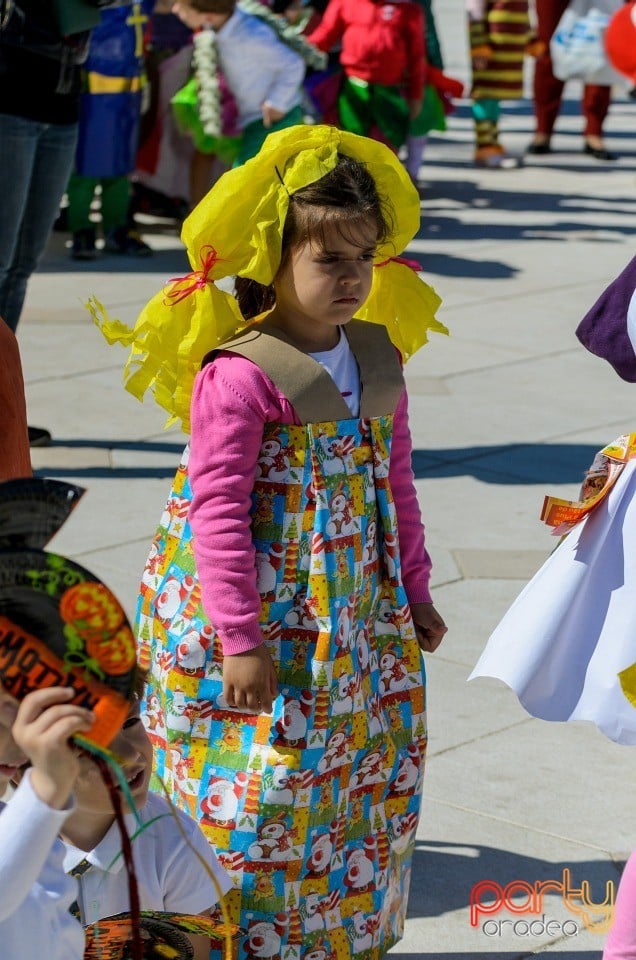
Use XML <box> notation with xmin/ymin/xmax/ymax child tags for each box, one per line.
<box><xmin>0</xmin><ymin>687</ymin><xmax>92</xmax><ymax>957</ymax></box>
<box><xmin>0</xmin><ymin>687</ymin><xmax>93</xmax><ymax>914</ymax></box>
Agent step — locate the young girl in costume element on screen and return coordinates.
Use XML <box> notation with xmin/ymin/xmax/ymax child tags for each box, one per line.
<box><xmin>93</xmin><ymin>123</ymin><xmax>448</xmax><ymax>960</ymax></box>
<box><xmin>67</xmin><ymin>0</ymin><xmax>154</xmax><ymax>260</ymax></box>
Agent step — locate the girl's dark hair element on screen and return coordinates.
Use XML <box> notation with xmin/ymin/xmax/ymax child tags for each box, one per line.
<box><xmin>235</xmin><ymin>153</ymin><xmax>394</xmax><ymax>320</ymax></box>
<box><xmin>189</xmin><ymin>0</ymin><xmax>236</xmax><ymax>13</ymax></box>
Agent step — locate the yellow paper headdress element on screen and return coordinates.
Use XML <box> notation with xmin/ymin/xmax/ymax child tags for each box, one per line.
<box><xmin>89</xmin><ymin>124</ymin><xmax>447</xmax><ymax>432</ymax></box>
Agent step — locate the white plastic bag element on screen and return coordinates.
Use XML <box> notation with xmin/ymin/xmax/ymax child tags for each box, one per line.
<box><xmin>550</xmin><ymin>3</ymin><xmax>609</xmax><ymax>81</ymax></box>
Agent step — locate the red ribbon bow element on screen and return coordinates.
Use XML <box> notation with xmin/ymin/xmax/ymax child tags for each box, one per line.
<box><xmin>163</xmin><ymin>245</ymin><xmax>222</xmax><ymax>305</ymax></box>
<box><xmin>375</xmin><ymin>255</ymin><xmax>422</xmax><ymax>272</ymax></box>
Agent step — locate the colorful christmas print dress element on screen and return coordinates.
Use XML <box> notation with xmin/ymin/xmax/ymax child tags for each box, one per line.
<box><xmin>137</xmin><ymin>324</ymin><xmax>428</xmax><ymax>960</ymax></box>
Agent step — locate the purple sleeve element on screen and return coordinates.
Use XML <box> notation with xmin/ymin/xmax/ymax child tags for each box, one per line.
<box><xmin>390</xmin><ymin>388</ymin><xmax>432</xmax><ymax>604</ymax></box>
<box><xmin>188</xmin><ymin>354</ymin><xmax>295</xmax><ymax>655</ymax></box>
<box><xmin>575</xmin><ymin>255</ymin><xmax>636</xmax><ymax>382</ymax></box>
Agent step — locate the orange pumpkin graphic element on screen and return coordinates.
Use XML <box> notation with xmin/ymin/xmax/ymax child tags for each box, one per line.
<box><xmin>85</xmin><ymin>624</ymin><xmax>136</xmax><ymax>676</ymax></box>
<box><xmin>59</xmin><ymin>582</ymin><xmax>136</xmax><ymax>675</ymax></box>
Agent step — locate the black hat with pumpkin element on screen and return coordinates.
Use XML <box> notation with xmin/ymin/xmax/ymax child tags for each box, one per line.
<box><xmin>0</xmin><ymin>477</ymin><xmax>138</xmax><ymax>748</ymax></box>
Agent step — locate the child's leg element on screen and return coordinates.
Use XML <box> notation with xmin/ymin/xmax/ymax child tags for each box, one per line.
<box><xmin>66</xmin><ymin>173</ymin><xmax>98</xmax><ymax>235</ymax></box>
<box><xmin>101</xmin><ymin>175</ymin><xmax>152</xmax><ymax>257</ymax></box>
<box><xmin>405</xmin><ymin>135</ymin><xmax>427</xmax><ymax>182</ymax></box>
<box><xmin>67</xmin><ymin>172</ymin><xmax>99</xmax><ymax>260</ymax></box>
<box><xmin>603</xmin><ymin>849</ymin><xmax>636</xmax><ymax>959</ymax></box>
<box><xmin>99</xmin><ymin>175</ymin><xmax>132</xmax><ymax>236</ymax></box>
<box><xmin>473</xmin><ymin>98</ymin><xmax>520</xmax><ymax>168</ymax></box>
<box><xmin>472</xmin><ymin>97</ymin><xmax>500</xmax><ymax>152</ymax></box>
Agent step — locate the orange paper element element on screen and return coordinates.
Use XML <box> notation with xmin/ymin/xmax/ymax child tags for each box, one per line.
<box><xmin>0</xmin><ymin>615</ymin><xmax>130</xmax><ymax>747</ymax></box>
<box><xmin>541</xmin><ymin>433</ymin><xmax>636</xmax><ymax>536</ymax></box>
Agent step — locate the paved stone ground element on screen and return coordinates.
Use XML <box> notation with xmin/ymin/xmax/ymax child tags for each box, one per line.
<box><xmin>15</xmin><ymin>2</ymin><xmax>636</xmax><ymax>956</ymax></box>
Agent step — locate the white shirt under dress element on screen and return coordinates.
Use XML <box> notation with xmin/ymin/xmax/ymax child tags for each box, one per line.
<box><xmin>62</xmin><ymin>791</ymin><xmax>232</xmax><ymax>924</ymax></box>
<box><xmin>309</xmin><ymin>327</ymin><xmax>361</xmax><ymax>416</ymax></box>
<box><xmin>0</xmin><ymin>769</ymin><xmax>84</xmax><ymax>960</ymax></box>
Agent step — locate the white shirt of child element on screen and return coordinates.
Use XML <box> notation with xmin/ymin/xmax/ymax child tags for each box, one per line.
<box><xmin>0</xmin><ymin>769</ymin><xmax>84</xmax><ymax>960</ymax></box>
<box><xmin>309</xmin><ymin>326</ymin><xmax>361</xmax><ymax>416</ymax></box>
<box><xmin>62</xmin><ymin>791</ymin><xmax>232</xmax><ymax>924</ymax></box>
<box><xmin>215</xmin><ymin>8</ymin><xmax>305</xmax><ymax>129</ymax></box>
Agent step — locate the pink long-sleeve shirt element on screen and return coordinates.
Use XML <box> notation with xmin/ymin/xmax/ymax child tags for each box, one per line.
<box><xmin>188</xmin><ymin>351</ymin><xmax>432</xmax><ymax>656</ymax></box>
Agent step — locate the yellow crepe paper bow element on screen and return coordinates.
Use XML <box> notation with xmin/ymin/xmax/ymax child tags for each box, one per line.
<box><xmin>89</xmin><ymin>124</ymin><xmax>447</xmax><ymax>433</ymax></box>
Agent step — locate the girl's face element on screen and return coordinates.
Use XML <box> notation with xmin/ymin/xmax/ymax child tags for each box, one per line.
<box><xmin>73</xmin><ymin>703</ymin><xmax>153</xmax><ymax>816</ymax></box>
<box><xmin>271</xmin><ymin>216</ymin><xmax>378</xmax><ymax>352</ymax></box>
<box><xmin>0</xmin><ymin>688</ymin><xmax>24</xmax><ymax>791</ymax></box>
<box><xmin>283</xmin><ymin>0</ymin><xmax>303</xmax><ymax>23</ymax></box>
<box><xmin>172</xmin><ymin>2</ymin><xmax>230</xmax><ymax>30</ymax></box>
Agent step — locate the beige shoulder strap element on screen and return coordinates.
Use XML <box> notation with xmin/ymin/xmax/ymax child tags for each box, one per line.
<box><xmin>344</xmin><ymin>320</ymin><xmax>405</xmax><ymax>417</ymax></box>
<box><xmin>219</xmin><ymin>325</ymin><xmax>351</xmax><ymax>424</ymax></box>
<box><xmin>216</xmin><ymin>321</ymin><xmax>405</xmax><ymax>423</ymax></box>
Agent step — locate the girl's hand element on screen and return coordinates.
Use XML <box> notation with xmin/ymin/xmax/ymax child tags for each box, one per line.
<box><xmin>470</xmin><ymin>44</ymin><xmax>493</xmax><ymax>72</ymax></box>
<box><xmin>12</xmin><ymin>687</ymin><xmax>94</xmax><ymax>810</ymax></box>
<box><xmin>410</xmin><ymin>602</ymin><xmax>447</xmax><ymax>653</ymax></box>
<box><xmin>223</xmin><ymin>645</ymin><xmax>279</xmax><ymax>713</ymax></box>
<box><xmin>261</xmin><ymin>102</ymin><xmax>284</xmax><ymax>128</ymax></box>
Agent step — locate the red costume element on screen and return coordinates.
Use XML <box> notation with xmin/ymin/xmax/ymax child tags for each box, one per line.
<box><xmin>308</xmin><ymin>0</ymin><xmax>426</xmax><ymax>101</ymax></box>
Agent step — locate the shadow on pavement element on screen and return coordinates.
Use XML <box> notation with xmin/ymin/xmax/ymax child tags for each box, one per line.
<box><xmin>414</xmin><ymin>253</ymin><xmax>519</xmax><ymax>279</ymax></box>
<box><xmin>409</xmin><ymin>838</ymin><xmax>623</xmax><ymax>920</ymax></box>
<box><xmin>46</xmin><ymin>438</ymin><xmax>184</xmax><ymax>452</ymax></box>
<box><xmin>32</xmin><ymin>439</ymin><xmax>601</xmax><ymax>485</ymax></box>
<box><xmin>412</xmin><ymin>443</ymin><xmax>600</xmax><ymax>485</ymax></box>
<box><xmin>33</xmin><ymin>437</ymin><xmax>184</xmax><ymax>480</ymax></box>
<box><xmin>400</xmin><ymin>839</ymin><xmax>621</xmax><ymax>957</ymax></box>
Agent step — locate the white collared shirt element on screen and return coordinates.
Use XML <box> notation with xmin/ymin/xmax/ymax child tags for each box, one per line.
<box><xmin>62</xmin><ymin>791</ymin><xmax>232</xmax><ymax>924</ymax></box>
<box><xmin>0</xmin><ymin>770</ymin><xmax>84</xmax><ymax>960</ymax></box>
<box><xmin>215</xmin><ymin>8</ymin><xmax>305</xmax><ymax>129</ymax></box>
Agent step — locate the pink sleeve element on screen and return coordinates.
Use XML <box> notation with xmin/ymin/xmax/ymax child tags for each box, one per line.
<box><xmin>390</xmin><ymin>387</ymin><xmax>432</xmax><ymax>604</ymax></box>
<box><xmin>188</xmin><ymin>354</ymin><xmax>296</xmax><ymax>655</ymax></box>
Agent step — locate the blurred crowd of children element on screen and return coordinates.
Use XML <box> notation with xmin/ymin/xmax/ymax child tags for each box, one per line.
<box><xmin>54</xmin><ymin>0</ymin><xmax>465</xmax><ymax>261</ymax></box>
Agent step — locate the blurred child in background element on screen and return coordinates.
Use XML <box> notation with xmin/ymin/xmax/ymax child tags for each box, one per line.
<box><xmin>172</xmin><ymin>0</ymin><xmax>306</xmax><ymax>167</ymax></box>
<box><xmin>67</xmin><ymin>0</ymin><xmax>154</xmax><ymax>260</ymax></box>
<box><xmin>466</xmin><ymin>0</ymin><xmax>539</xmax><ymax>168</ymax></box>
<box><xmin>308</xmin><ymin>0</ymin><xmax>426</xmax><ymax>153</ymax></box>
